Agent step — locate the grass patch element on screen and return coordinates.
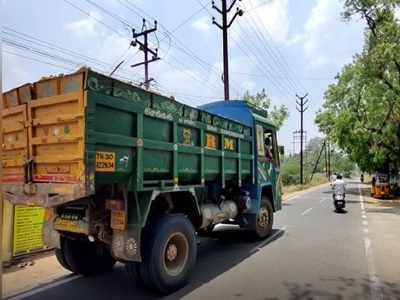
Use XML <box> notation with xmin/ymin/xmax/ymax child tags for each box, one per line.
<box><xmin>282</xmin><ymin>174</ymin><xmax>328</xmax><ymax>195</ymax></box>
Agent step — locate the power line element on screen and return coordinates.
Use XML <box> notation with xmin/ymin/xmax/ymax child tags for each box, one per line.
<box><xmin>62</xmin><ymin>0</ymin><xmax>122</xmax><ymax>35</ymax></box>
<box><xmin>4</xmin><ymin>31</ymin><xmax>222</xmax><ymax>106</ymax></box>
<box><xmin>83</xmin><ymin>0</ymin><xmax>133</xmax><ymax>29</ymax></box>
<box><xmin>198</xmin><ymin>0</ymin><xmax>294</xmax><ymax>100</ymax></box>
<box><xmin>2</xmin><ymin>35</ymin><xmax>144</xmax><ymax>84</ymax></box>
<box><xmin>63</xmin><ymin>0</ymin><xmax>223</xmax><ymax>93</ymax></box>
<box><xmin>231</xmin><ymin>27</ymin><xmax>293</xmax><ymax>100</ymax></box>
<box><xmin>118</xmin><ymin>0</ymin><xmax>243</xmax><ymax>96</ymax></box>
<box><xmin>3</xmin><ymin>50</ymin><xmax>76</xmax><ymax>72</ymax></box>
<box><xmin>169</xmin><ymin>6</ymin><xmax>207</xmax><ymax>33</ymax></box>
<box><xmin>246</xmin><ymin>0</ymin><xmax>306</xmax><ymax>93</ymax></box>
<box><xmin>240</xmin><ymin>1</ymin><xmax>299</xmax><ymax>93</ymax></box>
<box><xmin>3</xmin><ymin>27</ymin><xmax>115</xmax><ymax>68</ymax></box>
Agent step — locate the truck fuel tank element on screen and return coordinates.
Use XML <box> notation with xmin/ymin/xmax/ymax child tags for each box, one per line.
<box><xmin>200</xmin><ymin>200</ymin><xmax>238</xmax><ymax>229</ymax></box>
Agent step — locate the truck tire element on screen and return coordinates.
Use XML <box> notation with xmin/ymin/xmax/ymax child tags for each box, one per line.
<box><xmin>251</xmin><ymin>198</ymin><xmax>274</xmax><ymax>239</ymax></box>
<box><xmin>55</xmin><ymin>237</ymin><xmax>71</xmax><ymax>271</ymax></box>
<box><xmin>62</xmin><ymin>238</ymin><xmax>116</xmax><ymax>276</ymax></box>
<box><xmin>140</xmin><ymin>214</ymin><xmax>197</xmax><ymax>294</ymax></box>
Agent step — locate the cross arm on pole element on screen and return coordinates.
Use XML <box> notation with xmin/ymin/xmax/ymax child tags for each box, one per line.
<box><xmin>227</xmin><ymin>0</ymin><xmax>240</xmax><ymax>12</ymax></box>
<box><xmin>227</xmin><ymin>8</ymin><xmax>244</xmax><ymax>28</ymax></box>
<box><xmin>132</xmin><ymin>19</ymin><xmax>157</xmax><ymax>38</ymax></box>
<box><xmin>133</xmin><ymin>39</ymin><xmax>158</xmax><ymax>57</ymax></box>
<box><xmin>211</xmin><ymin>1</ymin><xmax>223</xmax><ymax>14</ymax></box>
<box><xmin>131</xmin><ymin>57</ymin><xmax>160</xmax><ymax>68</ymax></box>
<box><xmin>212</xmin><ymin>17</ymin><xmax>223</xmax><ymax>29</ymax></box>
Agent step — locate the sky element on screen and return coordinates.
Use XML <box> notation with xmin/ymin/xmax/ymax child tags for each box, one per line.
<box><xmin>2</xmin><ymin>0</ymin><xmax>367</xmax><ymax>152</ymax></box>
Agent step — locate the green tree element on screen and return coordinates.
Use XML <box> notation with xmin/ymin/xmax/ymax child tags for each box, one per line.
<box><xmin>243</xmin><ymin>89</ymin><xmax>289</xmax><ymax>129</ymax></box>
<box><xmin>315</xmin><ymin>0</ymin><xmax>400</xmax><ymax>173</ymax></box>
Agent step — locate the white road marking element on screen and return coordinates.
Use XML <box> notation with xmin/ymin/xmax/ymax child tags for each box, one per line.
<box><xmin>301</xmin><ymin>207</ymin><xmax>313</xmax><ymax>216</ymax></box>
<box><xmin>319</xmin><ymin>198</ymin><xmax>327</xmax><ymax>203</ymax></box>
<box><xmin>363</xmin><ymin>237</ymin><xmax>383</xmax><ymax>300</ymax></box>
<box><xmin>361</xmin><ymin>200</ymin><xmax>365</xmax><ymax>210</ymax></box>
<box><xmin>358</xmin><ymin>184</ymin><xmax>383</xmax><ymax>300</ymax></box>
<box><xmin>362</xmin><ymin>214</ymin><xmax>367</xmax><ymax>219</ymax></box>
<box><xmin>6</xmin><ymin>274</ymin><xmax>82</xmax><ymax>300</ymax></box>
<box><xmin>250</xmin><ymin>226</ymin><xmax>287</xmax><ymax>253</ymax></box>
<box><xmin>285</xmin><ymin>195</ymin><xmax>300</xmax><ymax>202</ymax></box>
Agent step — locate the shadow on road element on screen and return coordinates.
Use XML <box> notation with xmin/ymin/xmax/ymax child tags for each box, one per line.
<box><xmin>334</xmin><ymin>209</ymin><xmax>348</xmax><ymax>214</ymax></box>
<box><xmin>366</xmin><ymin>206</ymin><xmax>400</xmax><ymax>216</ymax></box>
<box><xmin>19</xmin><ymin>227</ymin><xmax>285</xmax><ymax>300</ymax></box>
<box><xmin>283</xmin><ymin>277</ymin><xmax>400</xmax><ymax>300</ymax></box>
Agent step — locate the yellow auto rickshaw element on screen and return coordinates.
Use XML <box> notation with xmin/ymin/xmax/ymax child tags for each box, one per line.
<box><xmin>371</xmin><ymin>173</ymin><xmax>392</xmax><ymax>199</ymax></box>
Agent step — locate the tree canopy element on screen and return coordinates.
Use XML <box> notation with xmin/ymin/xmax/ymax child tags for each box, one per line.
<box><xmin>243</xmin><ymin>89</ymin><xmax>289</xmax><ymax>129</ymax></box>
<box><xmin>315</xmin><ymin>0</ymin><xmax>400</xmax><ymax>173</ymax></box>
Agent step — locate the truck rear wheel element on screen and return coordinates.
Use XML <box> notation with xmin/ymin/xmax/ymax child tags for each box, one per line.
<box><xmin>55</xmin><ymin>237</ymin><xmax>72</xmax><ymax>271</ymax></box>
<box><xmin>138</xmin><ymin>214</ymin><xmax>197</xmax><ymax>294</ymax></box>
<box><xmin>61</xmin><ymin>238</ymin><xmax>116</xmax><ymax>276</ymax></box>
<box><xmin>251</xmin><ymin>199</ymin><xmax>274</xmax><ymax>239</ymax></box>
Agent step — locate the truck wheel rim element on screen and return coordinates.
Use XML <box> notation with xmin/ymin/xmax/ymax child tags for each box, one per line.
<box><xmin>257</xmin><ymin>207</ymin><xmax>269</xmax><ymax>228</ymax></box>
<box><xmin>163</xmin><ymin>232</ymin><xmax>189</xmax><ymax>277</ymax></box>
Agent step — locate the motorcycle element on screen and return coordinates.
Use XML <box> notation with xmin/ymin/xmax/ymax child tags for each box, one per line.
<box><xmin>334</xmin><ymin>193</ymin><xmax>346</xmax><ymax>212</ymax></box>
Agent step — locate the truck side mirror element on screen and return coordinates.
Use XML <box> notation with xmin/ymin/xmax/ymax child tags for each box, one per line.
<box><xmin>279</xmin><ymin>146</ymin><xmax>285</xmax><ymax>156</ymax></box>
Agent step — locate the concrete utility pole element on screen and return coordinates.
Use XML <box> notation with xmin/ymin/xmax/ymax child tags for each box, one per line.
<box><xmin>296</xmin><ymin>94</ymin><xmax>309</xmax><ymax>185</ymax></box>
<box><xmin>131</xmin><ymin>18</ymin><xmax>160</xmax><ymax>90</ymax></box>
<box><xmin>212</xmin><ymin>0</ymin><xmax>243</xmax><ymax>101</ymax></box>
<box><xmin>327</xmin><ymin>141</ymin><xmax>331</xmax><ymax>179</ymax></box>
<box><xmin>310</xmin><ymin>140</ymin><xmax>326</xmax><ymax>182</ymax></box>
<box><xmin>325</xmin><ymin>140</ymin><xmax>328</xmax><ymax>178</ymax></box>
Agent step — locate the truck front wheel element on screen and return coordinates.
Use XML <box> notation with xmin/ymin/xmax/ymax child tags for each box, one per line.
<box><xmin>137</xmin><ymin>214</ymin><xmax>197</xmax><ymax>294</ymax></box>
<box><xmin>61</xmin><ymin>238</ymin><xmax>115</xmax><ymax>276</ymax></box>
<box><xmin>251</xmin><ymin>199</ymin><xmax>274</xmax><ymax>239</ymax></box>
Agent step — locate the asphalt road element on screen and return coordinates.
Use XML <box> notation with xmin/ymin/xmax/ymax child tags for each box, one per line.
<box><xmin>8</xmin><ymin>181</ymin><xmax>400</xmax><ymax>300</ymax></box>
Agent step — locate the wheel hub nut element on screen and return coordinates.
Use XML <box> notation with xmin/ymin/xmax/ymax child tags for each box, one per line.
<box><xmin>166</xmin><ymin>244</ymin><xmax>178</xmax><ymax>261</ymax></box>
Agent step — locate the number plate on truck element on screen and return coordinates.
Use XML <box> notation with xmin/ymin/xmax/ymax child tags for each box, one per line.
<box><xmin>96</xmin><ymin>151</ymin><xmax>116</xmax><ymax>172</ymax></box>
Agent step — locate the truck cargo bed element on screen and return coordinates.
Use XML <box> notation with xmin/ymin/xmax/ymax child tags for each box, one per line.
<box><xmin>2</xmin><ymin>68</ymin><xmax>254</xmax><ymax>207</ymax></box>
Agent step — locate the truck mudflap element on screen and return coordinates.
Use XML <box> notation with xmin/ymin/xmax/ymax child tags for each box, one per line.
<box><xmin>2</xmin><ymin>182</ymin><xmax>91</xmax><ymax>208</ymax></box>
<box><xmin>111</xmin><ymin>225</ymin><xmax>142</xmax><ymax>262</ymax></box>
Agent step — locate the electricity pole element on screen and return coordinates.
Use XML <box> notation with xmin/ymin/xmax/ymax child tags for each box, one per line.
<box><xmin>325</xmin><ymin>140</ymin><xmax>328</xmax><ymax>178</ymax></box>
<box><xmin>296</xmin><ymin>93</ymin><xmax>309</xmax><ymax>185</ymax></box>
<box><xmin>212</xmin><ymin>0</ymin><xmax>243</xmax><ymax>101</ymax></box>
<box><xmin>310</xmin><ymin>140</ymin><xmax>326</xmax><ymax>182</ymax></box>
<box><xmin>131</xmin><ymin>18</ymin><xmax>160</xmax><ymax>90</ymax></box>
<box><xmin>328</xmin><ymin>141</ymin><xmax>331</xmax><ymax>179</ymax></box>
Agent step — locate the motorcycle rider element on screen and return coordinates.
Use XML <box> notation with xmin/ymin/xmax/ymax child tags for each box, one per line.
<box><xmin>360</xmin><ymin>174</ymin><xmax>364</xmax><ymax>183</ymax></box>
<box><xmin>333</xmin><ymin>174</ymin><xmax>346</xmax><ymax>199</ymax></box>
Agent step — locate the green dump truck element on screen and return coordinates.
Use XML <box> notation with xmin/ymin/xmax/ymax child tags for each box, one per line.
<box><xmin>1</xmin><ymin>68</ymin><xmax>283</xmax><ymax>294</ymax></box>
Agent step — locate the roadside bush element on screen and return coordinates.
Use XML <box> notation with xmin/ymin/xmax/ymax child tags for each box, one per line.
<box><xmin>281</xmin><ymin>159</ymin><xmax>299</xmax><ymax>185</ymax></box>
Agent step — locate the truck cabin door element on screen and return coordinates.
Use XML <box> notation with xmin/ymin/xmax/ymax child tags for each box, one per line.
<box><xmin>255</xmin><ymin>124</ymin><xmax>281</xmax><ymax>205</ymax></box>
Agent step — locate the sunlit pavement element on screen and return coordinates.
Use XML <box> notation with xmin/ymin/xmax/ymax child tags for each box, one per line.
<box><xmin>5</xmin><ymin>181</ymin><xmax>400</xmax><ymax>300</ymax></box>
